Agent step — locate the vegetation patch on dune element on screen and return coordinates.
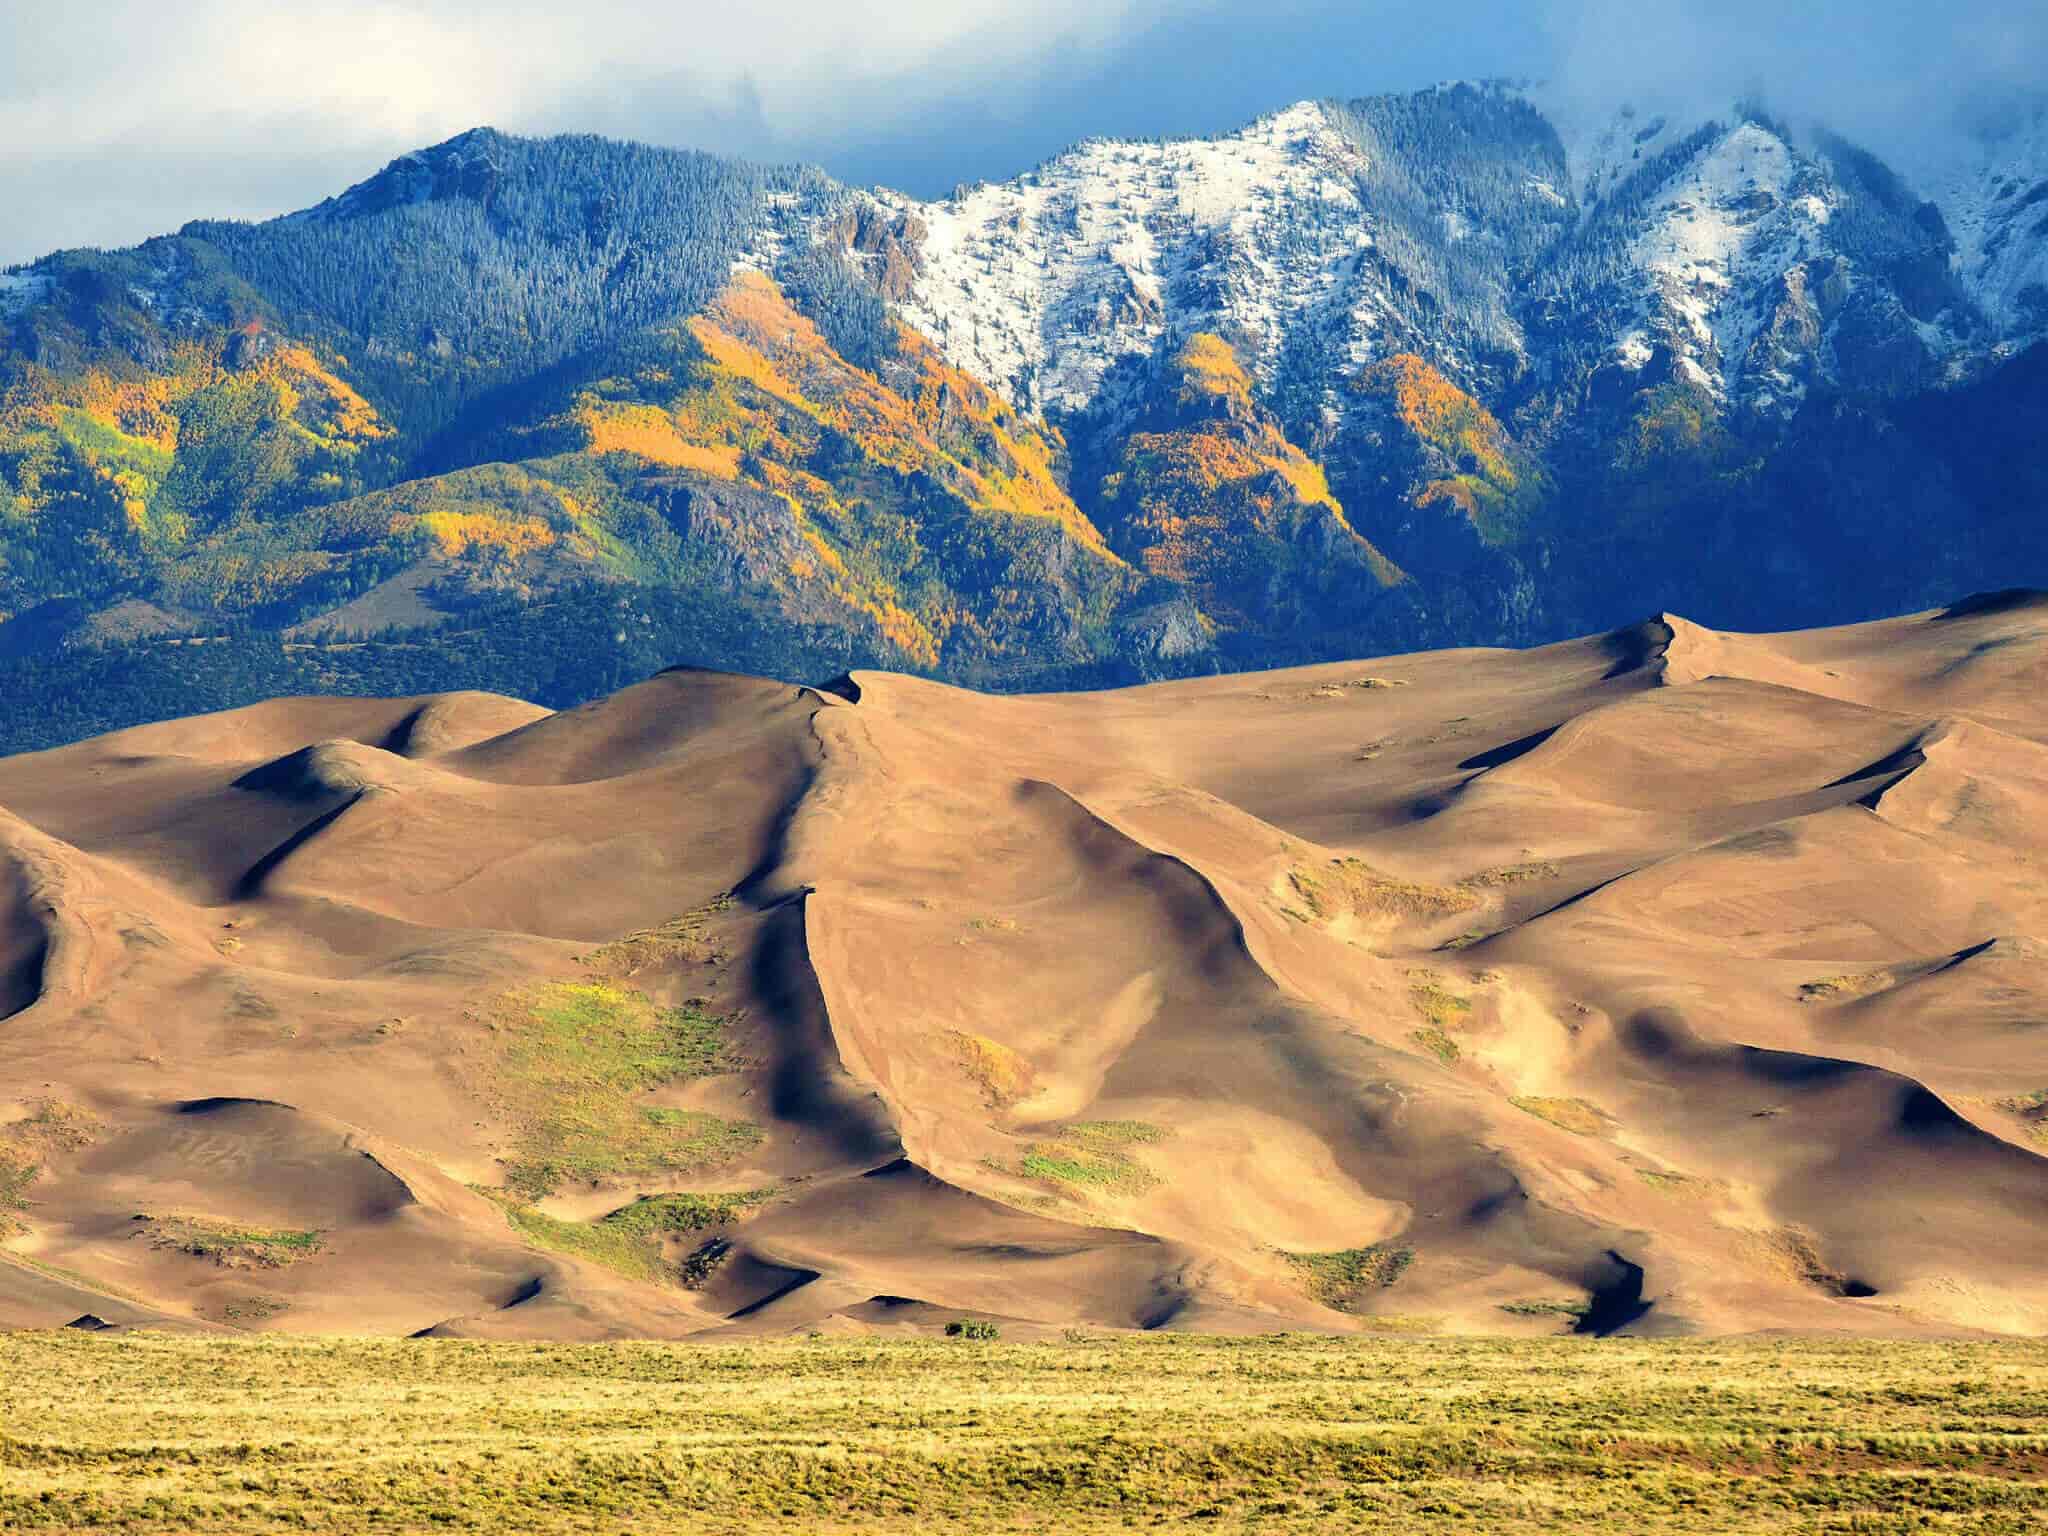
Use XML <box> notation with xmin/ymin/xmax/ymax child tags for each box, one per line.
<box><xmin>0</xmin><ymin>1246</ymin><xmax>147</xmax><ymax>1304</ymax></box>
<box><xmin>1731</xmin><ymin>1224</ymin><xmax>1870</xmax><ymax>1296</ymax></box>
<box><xmin>139</xmin><ymin>1215</ymin><xmax>324</xmax><ymax>1269</ymax></box>
<box><xmin>1635</xmin><ymin>1167</ymin><xmax>1723</xmax><ymax>1199</ymax></box>
<box><xmin>1508</xmin><ymin>1096</ymin><xmax>1607</xmax><ymax>1135</ymax></box>
<box><xmin>0</xmin><ymin>1100</ymin><xmax>101</xmax><ymax>1237</ymax></box>
<box><xmin>212</xmin><ymin>1294</ymin><xmax>293</xmax><ymax>1324</ymax></box>
<box><xmin>1798</xmin><ymin>968</ymin><xmax>1893</xmax><ymax>1004</ymax></box>
<box><xmin>481</xmin><ymin>981</ymin><xmax>757</xmax><ymax>1199</ymax></box>
<box><xmin>1405</xmin><ymin>969</ymin><xmax>1472</xmax><ymax>1064</ymax></box>
<box><xmin>1017</xmin><ymin>1121</ymin><xmax>1168</xmax><ymax>1196</ymax></box>
<box><xmin>1286</xmin><ymin>857</ymin><xmax>1556</xmax><ymax>937</ymax></box>
<box><xmin>579</xmin><ymin>895</ymin><xmax>736</xmax><ymax>978</ymax></box>
<box><xmin>1996</xmin><ymin>1088</ymin><xmax>2048</xmax><ymax>1145</ymax></box>
<box><xmin>479</xmin><ymin>1187</ymin><xmax>776</xmax><ymax>1286</ymax></box>
<box><xmin>1461</xmin><ymin>860</ymin><xmax>1563</xmax><ymax>887</ymax></box>
<box><xmin>1308</xmin><ymin>676</ymin><xmax>1412</xmax><ymax>699</ymax></box>
<box><xmin>1284</xmin><ymin>858</ymin><xmax>1479</xmax><ymax>926</ymax></box>
<box><xmin>1410</xmin><ymin>1026</ymin><xmax>1461</xmax><ymax>1065</ymax></box>
<box><xmin>1407</xmin><ymin>970</ymin><xmax>1472</xmax><ymax>1026</ymax></box>
<box><xmin>1282</xmin><ymin>1243</ymin><xmax>1415</xmax><ymax>1309</ymax></box>
<box><xmin>0</xmin><ymin>1163</ymin><xmax>32</xmax><ymax>1238</ymax></box>
<box><xmin>945</xmin><ymin>1030</ymin><xmax>1034</xmax><ymax>1108</ymax></box>
<box><xmin>1499</xmin><ymin>1298</ymin><xmax>1591</xmax><ymax>1322</ymax></box>
<box><xmin>1065</xmin><ymin>1120</ymin><xmax>1167</xmax><ymax>1146</ymax></box>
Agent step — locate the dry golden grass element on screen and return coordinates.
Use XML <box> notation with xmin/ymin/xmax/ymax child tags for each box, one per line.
<box><xmin>1406</xmin><ymin>968</ymin><xmax>1473</xmax><ymax>1065</ymax></box>
<box><xmin>5</xmin><ymin>1333</ymin><xmax>2048</xmax><ymax>1533</ymax></box>
<box><xmin>1634</xmin><ymin>1168</ymin><xmax>1726</xmax><ymax>1200</ymax></box>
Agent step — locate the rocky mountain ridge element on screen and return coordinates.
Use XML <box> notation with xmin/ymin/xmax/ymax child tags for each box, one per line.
<box><xmin>811</xmin><ymin>86</ymin><xmax>2018</xmax><ymax>425</ymax></box>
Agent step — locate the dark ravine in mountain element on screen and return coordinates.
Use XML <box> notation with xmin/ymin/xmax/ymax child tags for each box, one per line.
<box><xmin>0</xmin><ymin>79</ymin><xmax>2043</xmax><ymax>751</ymax></box>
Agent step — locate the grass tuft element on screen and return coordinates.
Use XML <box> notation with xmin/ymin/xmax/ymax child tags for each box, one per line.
<box><xmin>1731</xmin><ymin>1224</ymin><xmax>1866</xmax><ymax>1295</ymax></box>
<box><xmin>1460</xmin><ymin>860</ymin><xmax>1563</xmax><ymax>887</ymax></box>
<box><xmin>1407</xmin><ymin>970</ymin><xmax>1472</xmax><ymax>1028</ymax></box>
<box><xmin>1798</xmin><ymin>969</ymin><xmax>1892</xmax><ymax>1004</ymax></box>
<box><xmin>1405</xmin><ymin>970</ymin><xmax>1472</xmax><ymax>1065</ymax></box>
<box><xmin>1994</xmin><ymin>1088</ymin><xmax>2048</xmax><ymax>1146</ymax></box>
<box><xmin>1634</xmin><ymin>1168</ymin><xmax>1721</xmax><ymax>1199</ymax></box>
<box><xmin>1410</xmin><ymin>1026</ymin><xmax>1461</xmax><ymax>1065</ymax></box>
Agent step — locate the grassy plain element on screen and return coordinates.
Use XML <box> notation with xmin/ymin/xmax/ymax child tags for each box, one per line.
<box><xmin>3</xmin><ymin>1333</ymin><xmax>2048</xmax><ymax>1532</ymax></box>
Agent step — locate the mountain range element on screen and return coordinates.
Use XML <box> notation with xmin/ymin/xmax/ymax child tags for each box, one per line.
<box><xmin>0</xmin><ymin>79</ymin><xmax>2044</xmax><ymax>747</ymax></box>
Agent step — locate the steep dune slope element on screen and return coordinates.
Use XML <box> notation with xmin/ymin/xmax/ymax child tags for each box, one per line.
<box><xmin>3</xmin><ymin>595</ymin><xmax>2047</xmax><ymax>1337</ymax></box>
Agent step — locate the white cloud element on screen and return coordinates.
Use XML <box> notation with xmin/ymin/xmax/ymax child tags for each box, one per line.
<box><xmin>0</xmin><ymin>0</ymin><xmax>1171</xmax><ymax>261</ymax></box>
<box><xmin>2</xmin><ymin>0</ymin><xmax>2041</xmax><ymax>267</ymax></box>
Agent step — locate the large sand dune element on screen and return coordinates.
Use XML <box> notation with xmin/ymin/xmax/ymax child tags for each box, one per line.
<box><xmin>4</xmin><ymin>596</ymin><xmax>2047</xmax><ymax>1338</ymax></box>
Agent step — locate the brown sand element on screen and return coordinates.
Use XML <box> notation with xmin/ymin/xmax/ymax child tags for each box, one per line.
<box><xmin>3</xmin><ymin>597</ymin><xmax>2046</xmax><ymax>1338</ymax></box>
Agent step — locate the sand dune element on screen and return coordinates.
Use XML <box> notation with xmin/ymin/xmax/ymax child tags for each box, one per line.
<box><xmin>4</xmin><ymin>596</ymin><xmax>2048</xmax><ymax>1337</ymax></box>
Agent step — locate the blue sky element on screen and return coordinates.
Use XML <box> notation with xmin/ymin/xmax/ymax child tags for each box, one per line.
<box><xmin>2</xmin><ymin>0</ymin><xmax>2042</xmax><ymax>265</ymax></box>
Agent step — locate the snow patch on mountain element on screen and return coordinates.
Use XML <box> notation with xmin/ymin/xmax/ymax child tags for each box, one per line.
<box><xmin>1626</xmin><ymin>121</ymin><xmax>1837</xmax><ymax>397</ymax></box>
<box><xmin>870</xmin><ymin>101</ymin><xmax>1374</xmax><ymax>415</ymax></box>
<box><xmin>742</xmin><ymin>84</ymin><xmax>2036</xmax><ymax>441</ymax></box>
<box><xmin>0</xmin><ymin>270</ymin><xmax>52</xmax><ymax>317</ymax></box>
<box><xmin>1525</xmin><ymin>90</ymin><xmax>1683</xmax><ymax>214</ymax></box>
<box><xmin>1909</xmin><ymin>100</ymin><xmax>2048</xmax><ymax>342</ymax></box>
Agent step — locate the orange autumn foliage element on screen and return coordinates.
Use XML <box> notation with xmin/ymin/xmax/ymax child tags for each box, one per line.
<box><xmin>1177</xmin><ymin>332</ymin><xmax>1255</xmax><ymax>406</ymax></box>
<box><xmin>1367</xmin><ymin>353</ymin><xmax>1516</xmax><ymax>488</ymax></box>
<box><xmin>577</xmin><ymin>401</ymin><xmax>741</xmax><ymax>478</ymax></box>
<box><xmin>690</xmin><ymin>272</ymin><xmax>1114</xmax><ymax>561</ymax></box>
<box><xmin>410</xmin><ymin>509</ymin><xmax>558</xmax><ymax>559</ymax></box>
<box><xmin>1099</xmin><ymin>335</ymin><xmax>1405</xmax><ymax>621</ymax></box>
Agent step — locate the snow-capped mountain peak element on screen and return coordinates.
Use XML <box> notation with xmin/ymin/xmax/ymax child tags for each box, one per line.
<box><xmin>863</xmin><ymin>100</ymin><xmax>1373</xmax><ymax>417</ymax></box>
